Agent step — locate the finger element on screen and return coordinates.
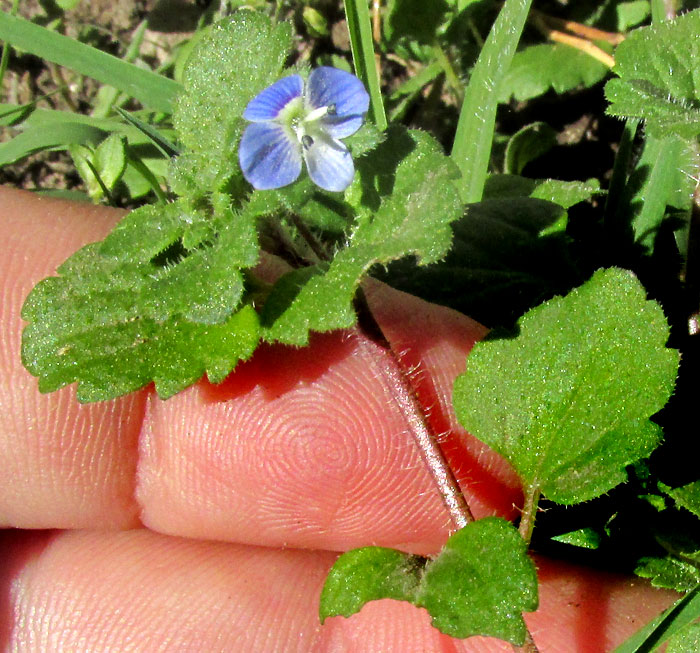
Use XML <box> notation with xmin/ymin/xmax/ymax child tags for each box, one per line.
<box><xmin>0</xmin><ymin>529</ymin><xmax>677</xmax><ymax>652</ymax></box>
<box><xmin>0</xmin><ymin>188</ymin><xmax>142</xmax><ymax>530</ymax></box>
<box><xmin>0</xmin><ymin>187</ymin><xmax>518</xmax><ymax>551</ymax></box>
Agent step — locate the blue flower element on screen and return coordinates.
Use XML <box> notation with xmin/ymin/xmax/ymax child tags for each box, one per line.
<box><xmin>239</xmin><ymin>67</ymin><xmax>369</xmax><ymax>192</ymax></box>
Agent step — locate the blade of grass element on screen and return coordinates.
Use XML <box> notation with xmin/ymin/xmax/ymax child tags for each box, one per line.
<box><xmin>343</xmin><ymin>0</ymin><xmax>387</xmax><ymax>130</ymax></box>
<box><xmin>614</xmin><ymin>586</ymin><xmax>700</xmax><ymax>652</ymax></box>
<box><xmin>451</xmin><ymin>0</ymin><xmax>534</xmax><ymax>203</ymax></box>
<box><xmin>0</xmin><ymin>13</ymin><xmax>180</xmax><ymax>114</ymax></box>
<box><xmin>0</xmin><ymin>0</ymin><xmax>20</xmax><ymax>90</ymax></box>
<box><xmin>0</xmin><ymin>121</ymin><xmax>106</xmax><ymax>166</ymax></box>
<box><xmin>115</xmin><ymin>108</ymin><xmax>181</xmax><ymax>158</ymax></box>
<box><xmin>91</xmin><ymin>19</ymin><xmax>149</xmax><ymax>119</ymax></box>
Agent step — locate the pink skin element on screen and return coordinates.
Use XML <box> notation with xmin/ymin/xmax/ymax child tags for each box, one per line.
<box><xmin>0</xmin><ymin>187</ymin><xmax>676</xmax><ymax>651</ymax></box>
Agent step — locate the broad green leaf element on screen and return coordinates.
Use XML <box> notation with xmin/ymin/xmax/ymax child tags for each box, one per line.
<box><xmin>500</xmin><ymin>43</ymin><xmax>609</xmax><ymax>103</ymax></box>
<box><xmin>0</xmin><ymin>13</ymin><xmax>179</xmax><ymax>114</ymax></box>
<box><xmin>378</xmin><ymin>187</ymin><xmax>584</xmax><ymax>326</ymax></box>
<box><xmin>605</xmin><ymin>10</ymin><xmax>700</xmax><ymax>139</ymax></box>
<box><xmin>454</xmin><ymin>268</ymin><xmax>679</xmax><ymax>504</ymax></box>
<box><xmin>320</xmin><ymin>517</ymin><xmax>538</xmax><ymax>644</ymax></box>
<box><xmin>264</xmin><ymin>127</ymin><xmax>462</xmax><ymax>345</ymax></box>
<box><xmin>320</xmin><ymin>548</ymin><xmax>424</xmax><ymax>621</ymax></box>
<box><xmin>21</xmin><ymin>198</ymin><xmax>261</xmax><ymax>401</ymax></box>
<box><xmin>172</xmin><ymin>13</ymin><xmax>292</xmax><ymax>194</ymax></box>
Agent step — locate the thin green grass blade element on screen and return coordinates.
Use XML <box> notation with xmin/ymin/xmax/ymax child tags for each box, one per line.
<box><xmin>0</xmin><ymin>13</ymin><xmax>180</xmax><ymax>114</ymax></box>
<box><xmin>0</xmin><ymin>121</ymin><xmax>106</xmax><ymax>166</ymax></box>
<box><xmin>343</xmin><ymin>0</ymin><xmax>387</xmax><ymax>130</ymax></box>
<box><xmin>614</xmin><ymin>586</ymin><xmax>700</xmax><ymax>652</ymax></box>
<box><xmin>115</xmin><ymin>108</ymin><xmax>181</xmax><ymax>158</ymax></box>
<box><xmin>451</xmin><ymin>0</ymin><xmax>533</xmax><ymax>203</ymax></box>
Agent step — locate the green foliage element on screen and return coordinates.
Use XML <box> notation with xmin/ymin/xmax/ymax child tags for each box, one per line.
<box><xmin>614</xmin><ymin>587</ymin><xmax>700</xmax><ymax>653</ymax></box>
<box><xmin>664</xmin><ymin>481</ymin><xmax>700</xmax><ymax>519</ymax></box>
<box><xmin>667</xmin><ymin>621</ymin><xmax>700</xmax><ymax>653</ymax></box>
<box><xmin>454</xmin><ymin>268</ymin><xmax>679</xmax><ymax>505</ymax></box>
<box><xmin>264</xmin><ymin>127</ymin><xmax>462</xmax><ymax>344</ymax></box>
<box><xmin>0</xmin><ymin>12</ymin><xmax>179</xmax><ymax>114</ymax></box>
<box><xmin>172</xmin><ymin>13</ymin><xmax>293</xmax><ymax>194</ymax></box>
<box><xmin>504</xmin><ymin>122</ymin><xmax>558</xmax><ymax>175</ymax></box>
<box><xmin>605</xmin><ymin>9</ymin><xmax>700</xmax><ymax>139</ymax></box>
<box><xmin>500</xmin><ymin>43</ymin><xmax>610</xmax><ymax>103</ymax></box>
<box><xmin>635</xmin><ymin>556</ymin><xmax>700</xmax><ymax>592</ymax></box>
<box><xmin>551</xmin><ymin>527</ymin><xmax>602</xmax><ymax>549</ymax></box>
<box><xmin>451</xmin><ymin>0</ymin><xmax>534</xmax><ymax>203</ymax></box>
<box><xmin>21</xmin><ymin>198</ymin><xmax>261</xmax><ymax>400</ymax></box>
<box><xmin>321</xmin><ymin>517</ymin><xmax>538</xmax><ymax>644</ymax></box>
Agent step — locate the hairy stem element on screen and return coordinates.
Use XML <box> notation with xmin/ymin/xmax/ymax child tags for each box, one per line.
<box><xmin>518</xmin><ymin>484</ymin><xmax>541</xmax><ymax>547</ymax></box>
<box><xmin>354</xmin><ymin>286</ymin><xmax>474</xmax><ymax>530</ymax></box>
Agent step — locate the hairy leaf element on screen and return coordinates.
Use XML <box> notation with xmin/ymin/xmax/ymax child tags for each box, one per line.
<box><xmin>21</xmin><ymin>198</ymin><xmax>261</xmax><ymax>401</ymax></box>
<box><xmin>172</xmin><ymin>13</ymin><xmax>292</xmax><ymax>194</ymax></box>
<box><xmin>321</xmin><ymin>518</ymin><xmax>538</xmax><ymax>644</ymax></box>
<box><xmin>501</xmin><ymin>43</ymin><xmax>609</xmax><ymax>103</ymax></box>
<box><xmin>264</xmin><ymin>127</ymin><xmax>462</xmax><ymax>344</ymax></box>
<box><xmin>605</xmin><ymin>9</ymin><xmax>700</xmax><ymax>139</ymax></box>
<box><xmin>454</xmin><ymin>268</ymin><xmax>679</xmax><ymax>504</ymax></box>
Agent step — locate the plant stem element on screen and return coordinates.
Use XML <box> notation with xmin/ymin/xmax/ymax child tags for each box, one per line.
<box><xmin>518</xmin><ymin>484</ymin><xmax>541</xmax><ymax>547</ymax></box>
<box><xmin>355</xmin><ymin>286</ymin><xmax>474</xmax><ymax>530</ymax></box>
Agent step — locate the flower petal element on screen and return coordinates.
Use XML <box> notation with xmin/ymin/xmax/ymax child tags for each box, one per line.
<box><xmin>243</xmin><ymin>75</ymin><xmax>304</xmax><ymax>122</ymax></box>
<box><xmin>239</xmin><ymin>122</ymin><xmax>302</xmax><ymax>190</ymax></box>
<box><xmin>303</xmin><ymin>132</ymin><xmax>355</xmax><ymax>192</ymax></box>
<box><xmin>306</xmin><ymin>67</ymin><xmax>369</xmax><ymax>138</ymax></box>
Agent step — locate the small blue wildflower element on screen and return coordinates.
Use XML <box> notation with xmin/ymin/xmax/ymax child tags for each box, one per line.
<box><xmin>239</xmin><ymin>67</ymin><xmax>369</xmax><ymax>192</ymax></box>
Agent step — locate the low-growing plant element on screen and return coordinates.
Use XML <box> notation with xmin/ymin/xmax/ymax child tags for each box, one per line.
<box><xmin>2</xmin><ymin>0</ymin><xmax>699</xmax><ymax>650</ymax></box>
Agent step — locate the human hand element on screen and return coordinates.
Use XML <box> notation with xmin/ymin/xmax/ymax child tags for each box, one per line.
<box><xmin>0</xmin><ymin>186</ymin><xmax>675</xmax><ymax>651</ymax></box>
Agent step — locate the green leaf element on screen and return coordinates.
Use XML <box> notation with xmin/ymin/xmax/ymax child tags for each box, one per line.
<box><xmin>320</xmin><ymin>548</ymin><xmax>424</xmax><ymax>621</ymax></box>
<box><xmin>605</xmin><ymin>10</ymin><xmax>700</xmax><ymax>139</ymax></box>
<box><xmin>344</xmin><ymin>0</ymin><xmax>387</xmax><ymax>129</ymax></box>
<box><xmin>664</xmin><ymin>481</ymin><xmax>700</xmax><ymax>519</ymax></box>
<box><xmin>172</xmin><ymin>13</ymin><xmax>292</xmax><ymax>194</ymax></box>
<box><xmin>417</xmin><ymin>518</ymin><xmax>538</xmax><ymax>643</ymax></box>
<box><xmin>452</xmin><ymin>0</ymin><xmax>534</xmax><ymax>203</ymax></box>
<box><xmin>0</xmin><ymin>121</ymin><xmax>106</xmax><ymax>166</ymax></box>
<box><xmin>454</xmin><ymin>268</ymin><xmax>679</xmax><ymax>505</ymax></box>
<box><xmin>616</xmin><ymin>1</ymin><xmax>651</xmax><ymax>31</ymax></box>
<box><xmin>635</xmin><ymin>556</ymin><xmax>700</xmax><ymax>592</ymax></box>
<box><xmin>667</xmin><ymin>621</ymin><xmax>700</xmax><ymax>653</ymax></box>
<box><xmin>21</xmin><ymin>197</ymin><xmax>261</xmax><ymax>401</ymax></box>
<box><xmin>264</xmin><ymin>127</ymin><xmax>462</xmax><ymax>345</ymax></box>
<box><xmin>614</xmin><ymin>586</ymin><xmax>700</xmax><ymax>653</ymax></box>
<box><xmin>551</xmin><ymin>527</ymin><xmax>602</xmax><ymax>549</ymax></box>
<box><xmin>504</xmin><ymin>122</ymin><xmax>558</xmax><ymax>175</ymax></box>
<box><xmin>0</xmin><ymin>13</ymin><xmax>179</xmax><ymax>114</ymax></box>
<box><xmin>320</xmin><ymin>517</ymin><xmax>538</xmax><ymax>644</ymax></box>
<box><xmin>93</xmin><ymin>133</ymin><xmax>127</xmax><ymax>191</ymax></box>
<box><xmin>500</xmin><ymin>43</ymin><xmax>610</xmax><ymax>104</ymax></box>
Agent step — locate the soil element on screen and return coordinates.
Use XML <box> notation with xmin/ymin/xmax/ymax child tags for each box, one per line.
<box><xmin>0</xmin><ymin>0</ymin><xmax>203</xmax><ymax>193</ymax></box>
